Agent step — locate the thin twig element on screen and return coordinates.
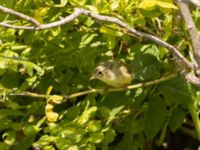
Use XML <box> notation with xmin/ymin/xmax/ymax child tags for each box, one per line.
<box><xmin>10</xmin><ymin>74</ymin><xmax>177</xmax><ymax>101</ymax></box>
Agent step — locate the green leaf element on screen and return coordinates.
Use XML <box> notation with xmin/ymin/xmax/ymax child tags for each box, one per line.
<box><xmin>114</xmin><ymin>112</ymin><xmax>144</xmax><ymax>134</ymax></box>
<box><xmin>131</xmin><ymin>118</ymin><xmax>145</xmax><ymax>134</ymax></box>
<box><xmin>0</xmin><ymin>142</ymin><xmax>10</xmax><ymax>150</ymax></box>
<box><xmin>23</xmin><ymin>125</ymin><xmax>40</xmax><ymax>137</ymax></box>
<box><xmin>103</xmin><ymin>35</ymin><xmax>116</xmax><ymax>50</ymax></box>
<box><xmin>158</xmin><ymin>77</ymin><xmax>193</xmax><ymax>107</ymax></box>
<box><xmin>65</xmin><ymin>106</ymin><xmax>81</xmax><ymax>120</ymax></box>
<box><xmin>54</xmin><ymin>138</ymin><xmax>73</xmax><ymax>150</ymax></box>
<box><xmin>22</xmin><ymin>61</ymin><xmax>44</xmax><ymax>76</ymax></box>
<box><xmin>59</xmin><ymin>128</ymin><xmax>84</xmax><ymax>143</ymax></box>
<box><xmin>84</xmin><ymin>143</ymin><xmax>96</xmax><ymax>150</ymax></box>
<box><xmin>10</xmin><ymin>45</ymin><xmax>29</xmax><ymax>51</ymax></box>
<box><xmin>138</xmin><ymin>0</ymin><xmax>157</xmax><ymax>11</ymax></box>
<box><xmin>0</xmin><ymin>118</ymin><xmax>13</xmax><ymax>131</ymax></box>
<box><xmin>138</xmin><ymin>0</ymin><xmax>177</xmax><ymax>16</ymax></box>
<box><xmin>113</xmin><ymin>132</ymin><xmax>140</xmax><ymax>150</ymax></box>
<box><xmin>99</xmin><ymin>92</ymin><xmax>132</xmax><ymax>109</ymax></box>
<box><xmin>132</xmin><ymin>54</ymin><xmax>161</xmax><ymax>81</ymax></box>
<box><xmin>144</xmin><ymin>97</ymin><xmax>167</xmax><ymax>140</ymax></box>
<box><xmin>67</xmin><ymin>145</ymin><xmax>78</xmax><ymax>150</ymax></box>
<box><xmin>33</xmin><ymin>135</ymin><xmax>55</xmax><ymax>147</ymax></box>
<box><xmin>2</xmin><ymin>130</ymin><xmax>16</xmax><ymax>146</ymax></box>
<box><xmin>109</xmin><ymin>105</ymin><xmax>124</xmax><ymax>121</ymax></box>
<box><xmin>102</xmin><ymin>128</ymin><xmax>116</xmax><ymax>147</ymax></box>
<box><xmin>0</xmin><ymin>117</ymin><xmax>20</xmax><ymax>132</ymax></box>
<box><xmin>138</xmin><ymin>0</ymin><xmax>162</xmax><ymax>17</ymax></box>
<box><xmin>60</xmin><ymin>0</ymin><xmax>69</xmax><ymax>6</ymax></box>
<box><xmin>77</xmin><ymin>106</ymin><xmax>97</xmax><ymax>125</ymax></box>
<box><xmin>156</xmin><ymin>0</ymin><xmax>178</xmax><ymax>13</ymax></box>
<box><xmin>169</xmin><ymin>107</ymin><xmax>186</xmax><ymax>132</ymax></box>
<box><xmin>1</xmin><ymin>70</ymin><xmax>21</xmax><ymax>88</ymax></box>
<box><xmin>98</xmin><ymin>106</ymin><xmax>110</xmax><ymax>119</ymax></box>
<box><xmin>100</xmin><ymin>26</ymin><xmax>122</xmax><ymax>37</ymax></box>
<box><xmin>69</xmin><ymin>0</ymin><xmax>87</xmax><ymax>6</ymax></box>
<box><xmin>0</xmin><ymin>1</ymin><xmax>199</xmax><ymax>149</ymax></box>
<box><xmin>19</xmin><ymin>76</ymin><xmax>37</xmax><ymax>90</ymax></box>
<box><xmin>0</xmin><ymin>0</ymin><xmax>15</xmax><ymax>9</ymax></box>
<box><xmin>110</xmin><ymin>0</ymin><xmax>120</xmax><ymax>11</ymax></box>
<box><xmin>0</xmin><ymin>109</ymin><xmax>23</xmax><ymax>118</ymax></box>
<box><xmin>89</xmin><ymin>132</ymin><xmax>104</xmax><ymax>144</ymax></box>
<box><xmin>50</xmin><ymin>27</ymin><xmax>61</xmax><ymax>37</ymax></box>
<box><xmin>14</xmin><ymin>136</ymin><xmax>37</xmax><ymax>150</ymax></box>
<box><xmin>80</xmin><ymin>33</ymin><xmax>98</xmax><ymax>48</ymax></box>
<box><xmin>42</xmin><ymin>145</ymin><xmax>55</xmax><ymax>150</ymax></box>
<box><xmin>87</xmin><ymin>121</ymin><xmax>102</xmax><ymax>132</ymax></box>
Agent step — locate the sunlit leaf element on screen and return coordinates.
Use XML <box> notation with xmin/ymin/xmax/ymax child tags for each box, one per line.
<box><xmin>77</xmin><ymin>106</ymin><xmax>97</xmax><ymax>125</ymax></box>
<box><xmin>54</xmin><ymin>137</ymin><xmax>73</xmax><ymax>150</ymax></box>
<box><xmin>34</xmin><ymin>7</ymin><xmax>50</xmax><ymax>23</ymax></box>
<box><xmin>89</xmin><ymin>132</ymin><xmax>104</xmax><ymax>144</ymax></box>
<box><xmin>58</xmin><ymin>127</ymin><xmax>85</xmax><ymax>143</ymax></box>
<box><xmin>23</xmin><ymin>125</ymin><xmax>40</xmax><ymax>137</ymax></box>
<box><xmin>60</xmin><ymin>0</ymin><xmax>68</xmax><ymax>6</ymax></box>
<box><xmin>3</xmin><ymin>130</ymin><xmax>16</xmax><ymax>146</ymax></box>
<box><xmin>156</xmin><ymin>0</ymin><xmax>178</xmax><ymax>13</ymax></box>
<box><xmin>87</xmin><ymin>121</ymin><xmax>102</xmax><ymax>132</ymax></box>
<box><xmin>22</xmin><ymin>61</ymin><xmax>44</xmax><ymax>76</ymax></box>
<box><xmin>138</xmin><ymin>0</ymin><xmax>156</xmax><ymax>10</ymax></box>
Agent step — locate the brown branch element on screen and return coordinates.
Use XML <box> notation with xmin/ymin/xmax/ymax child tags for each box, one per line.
<box><xmin>10</xmin><ymin>74</ymin><xmax>177</xmax><ymax>101</ymax></box>
<box><xmin>177</xmin><ymin>1</ymin><xmax>200</xmax><ymax>72</ymax></box>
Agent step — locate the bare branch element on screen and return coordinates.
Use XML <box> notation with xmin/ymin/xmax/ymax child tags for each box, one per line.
<box><xmin>37</xmin><ymin>9</ymin><xmax>82</xmax><ymax>30</ymax></box>
<box><xmin>0</xmin><ymin>22</ymin><xmax>35</xmax><ymax>30</ymax></box>
<box><xmin>0</xmin><ymin>6</ymin><xmax>194</xmax><ymax>70</ymax></box>
<box><xmin>0</xmin><ymin>5</ymin><xmax>41</xmax><ymax>26</ymax></box>
<box><xmin>0</xmin><ymin>7</ymin><xmax>82</xmax><ymax>30</ymax></box>
<box><xmin>176</xmin><ymin>1</ymin><xmax>200</xmax><ymax>70</ymax></box>
<box><xmin>180</xmin><ymin>0</ymin><xmax>200</xmax><ymax>7</ymax></box>
<box><xmin>79</xmin><ymin>8</ymin><xmax>194</xmax><ymax>70</ymax></box>
<box><xmin>184</xmin><ymin>72</ymin><xmax>200</xmax><ymax>86</ymax></box>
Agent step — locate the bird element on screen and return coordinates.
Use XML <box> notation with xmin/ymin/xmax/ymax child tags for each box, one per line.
<box><xmin>90</xmin><ymin>60</ymin><xmax>134</xmax><ymax>87</ymax></box>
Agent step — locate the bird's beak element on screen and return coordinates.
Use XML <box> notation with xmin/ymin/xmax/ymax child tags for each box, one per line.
<box><xmin>90</xmin><ymin>76</ymin><xmax>95</xmax><ymax>80</ymax></box>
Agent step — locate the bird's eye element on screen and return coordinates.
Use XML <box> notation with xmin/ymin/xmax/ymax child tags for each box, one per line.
<box><xmin>97</xmin><ymin>71</ymin><xmax>103</xmax><ymax>75</ymax></box>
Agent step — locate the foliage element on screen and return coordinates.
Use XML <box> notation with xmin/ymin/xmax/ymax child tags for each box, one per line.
<box><xmin>0</xmin><ymin>0</ymin><xmax>199</xmax><ymax>150</ymax></box>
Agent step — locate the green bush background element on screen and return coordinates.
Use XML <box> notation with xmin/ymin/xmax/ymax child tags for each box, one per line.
<box><xmin>0</xmin><ymin>0</ymin><xmax>199</xmax><ymax>149</ymax></box>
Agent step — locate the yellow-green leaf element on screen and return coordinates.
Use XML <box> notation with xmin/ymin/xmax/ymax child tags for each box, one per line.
<box><xmin>138</xmin><ymin>0</ymin><xmax>157</xmax><ymax>11</ymax></box>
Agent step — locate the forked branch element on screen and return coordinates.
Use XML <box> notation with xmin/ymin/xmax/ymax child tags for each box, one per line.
<box><xmin>0</xmin><ymin>5</ymin><xmax>199</xmax><ymax>85</ymax></box>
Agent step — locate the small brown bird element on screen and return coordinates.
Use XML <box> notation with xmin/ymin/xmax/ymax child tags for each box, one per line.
<box><xmin>90</xmin><ymin>60</ymin><xmax>134</xmax><ymax>87</ymax></box>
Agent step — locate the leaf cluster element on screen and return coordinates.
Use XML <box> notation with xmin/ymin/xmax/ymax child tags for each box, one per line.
<box><xmin>0</xmin><ymin>0</ymin><xmax>199</xmax><ymax>150</ymax></box>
